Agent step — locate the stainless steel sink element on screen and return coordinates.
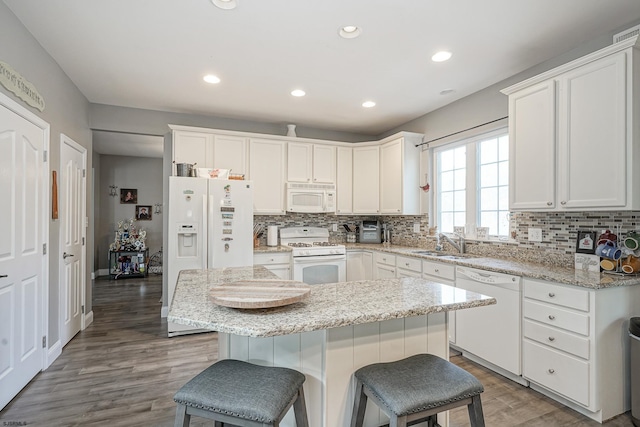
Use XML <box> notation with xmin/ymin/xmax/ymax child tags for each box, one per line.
<box><xmin>411</xmin><ymin>250</ymin><xmax>475</xmax><ymax>260</ymax></box>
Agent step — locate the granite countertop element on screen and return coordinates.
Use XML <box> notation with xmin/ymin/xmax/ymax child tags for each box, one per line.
<box><xmin>346</xmin><ymin>244</ymin><xmax>640</xmax><ymax>290</ymax></box>
<box><xmin>167</xmin><ymin>266</ymin><xmax>496</xmax><ymax>338</ymax></box>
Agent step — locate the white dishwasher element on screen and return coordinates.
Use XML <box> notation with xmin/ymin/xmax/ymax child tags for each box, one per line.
<box><xmin>455</xmin><ymin>266</ymin><xmax>523</xmax><ymax>380</ymax></box>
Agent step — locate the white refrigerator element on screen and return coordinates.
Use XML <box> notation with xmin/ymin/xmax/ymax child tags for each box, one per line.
<box><xmin>167</xmin><ymin>176</ymin><xmax>253</xmax><ymax>336</ymax></box>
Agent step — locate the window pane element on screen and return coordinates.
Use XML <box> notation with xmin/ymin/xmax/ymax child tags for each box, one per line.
<box><xmin>498</xmin><ymin>161</ymin><xmax>509</xmax><ymax>186</ymax></box>
<box><xmin>454</xmin><ymin>212</ymin><xmax>466</xmax><ymax>227</ymax></box>
<box><xmin>480</xmin><ymin>211</ymin><xmax>498</xmax><ymax>235</ymax></box>
<box><xmin>454</xmin><ymin>146</ymin><xmax>466</xmax><ymax>169</ymax></box>
<box><xmin>481</xmin><ymin>188</ymin><xmax>497</xmax><ymax>211</ymax></box>
<box><xmin>441</xmin><ymin>212</ymin><xmax>453</xmax><ymax>233</ymax></box>
<box><xmin>480</xmin><ymin>163</ymin><xmax>498</xmax><ymax>187</ymax></box>
<box><xmin>441</xmin><ymin>171</ymin><xmax>453</xmax><ymax>191</ymax></box>
<box><xmin>454</xmin><ymin>169</ymin><xmax>466</xmax><ymax>190</ymax></box>
<box><xmin>440</xmin><ymin>150</ymin><xmax>454</xmax><ymax>171</ymax></box>
<box><xmin>499</xmin><ymin>136</ymin><xmax>509</xmax><ymax>161</ymax></box>
<box><xmin>499</xmin><ymin>211</ymin><xmax>510</xmax><ymax>236</ymax></box>
<box><xmin>480</xmin><ymin>138</ymin><xmax>497</xmax><ymax>164</ymax></box>
<box><xmin>498</xmin><ymin>186</ymin><xmax>509</xmax><ymax>210</ymax></box>
<box><xmin>454</xmin><ymin>190</ymin><xmax>466</xmax><ymax>211</ymax></box>
<box><xmin>441</xmin><ymin>191</ymin><xmax>453</xmax><ymax>211</ymax></box>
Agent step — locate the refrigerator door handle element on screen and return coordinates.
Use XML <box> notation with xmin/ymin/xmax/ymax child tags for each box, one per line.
<box><xmin>203</xmin><ymin>194</ymin><xmax>208</xmax><ymax>269</ymax></box>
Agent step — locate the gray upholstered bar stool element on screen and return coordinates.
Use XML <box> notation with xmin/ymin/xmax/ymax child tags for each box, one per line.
<box><xmin>350</xmin><ymin>353</ymin><xmax>485</xmax><ymax>427</ymax></box>
<box><xmin>173</xmin><ymin>359</ymin><xmax>309</xmax><ymax>427</ymax></box>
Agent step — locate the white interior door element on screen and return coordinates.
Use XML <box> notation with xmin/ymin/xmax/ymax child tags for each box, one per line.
<box><xmin>0</xmin><ymin>95</ymin><xmax>49</xmax><ymax>410</ymax></box>
<box><xmin>59</xmin><ymin>134</ymin><xmax>86</xmax><ymax>347</ymax></box>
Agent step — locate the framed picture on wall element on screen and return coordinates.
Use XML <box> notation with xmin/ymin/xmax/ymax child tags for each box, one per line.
<box><xmin>120</xmin><ymin>188</ymin><xmax>137</xmax><ymax>204</ymax></box>
<box><xmin>575</xmin><ymin>229</ymin><xmax>596</xmax><ymax>254</ymax></box>
<box><xmin>136</xmin><ymin>205</ymin><xmax>152</xmax><ymax>220</ymax></box>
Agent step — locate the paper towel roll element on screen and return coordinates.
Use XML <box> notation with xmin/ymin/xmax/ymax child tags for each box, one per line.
<box><xmin>267</xmin><ymin>226</ymin><xmax>278</xmax><ymax>247</ymax></box>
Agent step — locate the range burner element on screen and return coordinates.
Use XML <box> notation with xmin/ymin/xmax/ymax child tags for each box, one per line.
<box><xmin>288</xmin><ymin>242</ymin><xmax>312</xmax><ymax>248</ymax></box>
<box><xmin>313</xmin><ymin>242</ymin><xmax>337</xmax><ymax>247</ymax></box>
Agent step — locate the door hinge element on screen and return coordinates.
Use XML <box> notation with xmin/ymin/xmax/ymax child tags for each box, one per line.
<box><xmin>82</xmin><ymin>169</ymin><xmax>86</xmax><ymax>178</ymax></box>
<box><xmin>42</xmin><ymin>336</ymin><xmax>46</xmax><ymax>348</ymax></box>
<box><xmin>81</xmin><ymin>305</ymin><xmax>85</xmax><ymax>314</ymax></box>
<box><xmin>43</xmin><ymin>243</ymin><xmax>46</xmax><ymax>255</ymax></box>
<box><xmin>43</xmin><ymin>151</ymin><xmax>47</xmax><ymax>162</ymax></box>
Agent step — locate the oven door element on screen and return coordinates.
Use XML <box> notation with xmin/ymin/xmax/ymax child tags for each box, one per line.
<box><xmin>293</xmin><ymin>255</ymin><xmax>346</xmax><ymax>285</ymax></box>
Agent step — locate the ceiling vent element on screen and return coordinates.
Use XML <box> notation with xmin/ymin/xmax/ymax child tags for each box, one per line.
<box><xmin>613</xmin><ymin>24</ymin><xmax>640</xmax><ymax>44</ymax></box>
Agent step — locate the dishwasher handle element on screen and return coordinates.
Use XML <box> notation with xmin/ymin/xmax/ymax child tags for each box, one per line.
<box><xmin>456</xmin><ymin>266</ymin><xmax>519</xmax><ymax>285</ymax></box>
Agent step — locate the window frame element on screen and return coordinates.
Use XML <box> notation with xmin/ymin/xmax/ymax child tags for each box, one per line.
<box><xmin>430</xmin><ymin>127</ymin><xmax>510</xmax><ymax>240</ymax></box>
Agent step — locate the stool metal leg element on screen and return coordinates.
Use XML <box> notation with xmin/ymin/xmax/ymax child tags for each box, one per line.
<box><xmin>174</xmin><ymin>404</ymin><xmax>190</xmax><ymax>427</ymax></box>
<box><xmin>467</xmin><ymin>395</ymin><xmax>485</xmax><ymax>427</ymax></box>
<box><xmin>293</xmin><ymin>385</ymin><xmax>310</xmax><ymax>427</ymax></box>
<box><xmin>350</xmin><ymin>378</ymin><xmax>368</xmax><ymax>427</ymax></box>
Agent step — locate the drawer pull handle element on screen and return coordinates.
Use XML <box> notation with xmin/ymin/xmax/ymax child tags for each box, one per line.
<box><xmin>548</xmin><ymin>369</ymin><xmax>555</xmax><ymax>374</ymax></box>
<box><xmin>405</xmin><ymin>263</ymin><xmax>410</xmax><ymax>267</ymax></box>
<box><xmin>547</xmin><ymin>201</ymin><xmax>552</xmax><ymax>206</ymax></box>
<box><xmin>548</xmin><ymin>315</ymin><xmax>555</xmax><ymax>320</ymax></box>
<box><xmin>434</xmin><ymin>269</ymin><xmax>439</xmax><ymax>273</ymax></box>
<box><xmin>548</xmin><ymin>292</ymin><xmax>555</xmax><ymax>297</ymax></box>
<box><xmin>548</xmin><ymin>337</ymin><xmax>555</xmax><ymax>342</ymax></box>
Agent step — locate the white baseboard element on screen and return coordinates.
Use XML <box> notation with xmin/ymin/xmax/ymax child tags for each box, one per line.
<box><xmin>84</xmin><ymin>310</ymin><xmax>94</xmax><ymax>328</ymax></box>
<box><xmin>98</xmin><ymin>268</ymin><xmax>109</xmax><ymax>277</ymax></box>
<box><xmin>91</xmin><ymin>271</ymin><xmax>95</xmax><ymax>280</ymax></box>
<box><xmin>46</xmin><ymin>340</ymin><xmax>62</xmax><ymax>369</ymax></box>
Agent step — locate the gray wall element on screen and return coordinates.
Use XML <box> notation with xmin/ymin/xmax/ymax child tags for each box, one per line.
<box><xmin>97</xmin><ymin>155</ymin><xmax>164</xmax><ymax>271</ymax></box>
<box><xmin>0</xmin><ymin>1</ymin><xmax>93</xmax><ymax>348</ymax></box>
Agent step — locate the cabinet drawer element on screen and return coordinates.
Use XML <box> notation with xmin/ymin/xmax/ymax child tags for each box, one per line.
<box><xmin>374</xmin><ymin>252</ymin><xmax>396</xmax><ymax>266</ymax></box>
<box><xmin>422</xmin><ymin>261</ymin><xmax>455</xmax><ymax>281</ymax></box>
<box><xmin>523</xmin><ymin>319</ymin><xmax>590</xmax><ymax>359</ymax></box>
<box><xmin>524</xmin><ymin>279</ymin><xmax>589</xmax><ymax>311</ymax></box>
<box><xmin>253</xmin><ymin>253</ymin><xmax>291</xmax><ymax>265</ymax></box>
<box><xmin>524</xmin><ymin>299</ymin><xmax>590</xmax><ymax>336</ymax></box>
<box><xmin>396</xmin><ymin>256</ymin><xmax>422</xmax><ymax>273</ymax></box>
<box><xmin>523</xmin><ymin>340</ymin><xmax>589</xmax><ymax>406</ymax></box>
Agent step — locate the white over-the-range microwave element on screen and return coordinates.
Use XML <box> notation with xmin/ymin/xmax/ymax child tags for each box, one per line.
<box><xmin>286</xmin><ymin>182</ymin><xmax>336</xmax><ymax>213</ymax></box>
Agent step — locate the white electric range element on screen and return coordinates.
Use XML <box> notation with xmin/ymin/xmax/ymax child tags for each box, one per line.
<box><xmin>279</xmin><ymin>227</ymin><xmax>346</xmax><ymax>285</ymax></box>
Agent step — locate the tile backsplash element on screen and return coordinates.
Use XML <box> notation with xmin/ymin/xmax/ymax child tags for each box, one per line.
<box><xmin>255</xmin><ymin>211</ymin><xmax>640</xmax><ymax>267</ymax></box>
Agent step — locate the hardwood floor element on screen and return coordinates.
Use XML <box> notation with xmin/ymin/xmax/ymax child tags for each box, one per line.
<box><xmin>0</xmin><ymin>274</ymin><xmax>635</xmax><ymax>426</ymax></box>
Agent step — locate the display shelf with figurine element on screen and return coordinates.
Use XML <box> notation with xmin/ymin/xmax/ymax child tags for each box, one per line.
<box><xmin>109</xmin><ymin>218</ymin><xmax>149</xmax><ymax>279</ymax></box>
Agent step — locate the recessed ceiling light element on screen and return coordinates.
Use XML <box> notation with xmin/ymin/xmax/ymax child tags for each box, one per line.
<box><xmin>211</xmin><ymin>0</ymin><xmax>237</xmax><ymax>10</ymax></box>
<box><xmin>362</xmin><ymin>101</ymin><xmax>376</xmax><ymax>108</ymax></box>
<box><xmin>432</xmin><ymin>51</ymin><xmax>452</xmax><ymax>62</ymax></box>
<box><xmin>203</xmin><ymin>74</ymin><xmax>221</xmax><ymax>84</ymax></box>
<box><xmin>291</xmin><ymin>89</ymin><xmax>306</xmax><ymax>97</ymax></box>
<box><xmin>339</xmin><ymin>25</ymin><xmax>362</xmax><ymax>39</ymax></box>
<box><xmin>440</xmin><ymin>89</ymin><xmax>455</xmax><ymax>95</ymax></box>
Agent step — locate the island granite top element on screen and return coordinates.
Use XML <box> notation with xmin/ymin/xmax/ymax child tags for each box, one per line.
<box><xmin>167</xmin><ymin>266</ymin><xmax>496</xmax><ymax>338</ymax></box>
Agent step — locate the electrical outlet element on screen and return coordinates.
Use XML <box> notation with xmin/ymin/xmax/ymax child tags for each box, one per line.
<box><xmin>528</xmin><ymin>227</ymin><xmax>543</xmax><ymax>242</ymax></box>
<box><xmin>413</xmin><ymin>223</ymin><xmax>421</xmax><ymax>233</ymax></box>
<box><xmin>332</xmin><ymin>223</ymin><xmax>338</xmax><ymax>232</ymax></box>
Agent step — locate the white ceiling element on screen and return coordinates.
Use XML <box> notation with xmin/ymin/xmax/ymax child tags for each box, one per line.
<box><xmin>5</xmin><ymin>0</ymin><xmax>640</xmax><ymax>140</ymax></box>
<box><xmin>92</xmin><ymin>131</ymin><xmax>164</xmax><ymax>158</ymax></box>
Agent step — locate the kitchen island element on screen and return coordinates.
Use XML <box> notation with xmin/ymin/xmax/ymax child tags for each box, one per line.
<box><xmin>168</xmin><ymin>266</ymin><xmax>496</xmax><ymax>427</ymax></box>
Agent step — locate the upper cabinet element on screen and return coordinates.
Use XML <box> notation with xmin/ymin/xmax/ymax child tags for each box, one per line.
<box><xmin>287</xmin><ymin>143</ymin><xmax>335</xmax><ymax>184</ymax></box>
<box><xmin>213</xmin><ymin>135</ymin><xmax>248</xmax><ymax>176</ymax></box>
<box><xmin>379</xmin><ymin>136</ymin><xmax>421</xmax><ymax>215</ymax></box>
<box><xmin>249</xmin><ymin>138</ymin><xmax>287</xmax><ymax>214</ymax></box>
<box><xmin>503</xmin><ymin>36</ymin><xmax>640</xmax><ymax>211</ymax></box>
<box><xmin>172</xmin><ymin>130</ymin><xmax>214</xmax><ymax>171</ymax></box>
<box><xmin>352</xmin><ymin>145</ymin><xmax>380</xmax><ymax>214</ymax></box>
<box><xmin>336</xmin><ymin>147</ymin><xmax>353</xmax><ymax>214</ymax></box>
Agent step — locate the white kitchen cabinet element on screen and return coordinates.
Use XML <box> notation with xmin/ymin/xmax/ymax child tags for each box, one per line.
<box><xmin>287</xmin><ymin>143</ymin><xmax>335</xmax><ymax>184</ymax></box>
<box><xmin>346</xmin><ymin>250</ymin><xmax>373</xmax><ymax>281</ymax></box>
<box><xmin>253</xmin><ymin>252</ymin><xmax>291</xmax><ymax>280</ymax></box>
<box><xmin>422</xmin><ymin>260</ymin><xmax>456</xmax><ymax>342</ymax></box>
<box><xmin>379</xmin><ymin>136</ymin><xmax>421</xmax><ymax>215</ymax></box>
<box><xmin>395</xmin><ymin>255</ymin><xmax>422</xmax><ymax>278</ymax></box>
<box><xmin>249</xmin><ymin>138</ymin><xmax>286</xmax><ymax>214</ymax></box>
<box><xmin>213</xmin><ymin>135</ymin><xmax>248</xmax><ymax>176</ymax></box>
<box><xmin>172</xmin><ymin>130</ymin><xmax>214</xmax><ymax>173</ymax></box>
<box><xmin>503</xmin><ymin>36</ymin><xmax>640</xmax><ymax>211</ymax></box>
<box><xmin>352</xmin><ymin>145</ymin><xmax>380</xmax><ymax>214</ymax></box>
<box><xmin>522</xmin><ymin>278</ymin><xmax>640</xmax><ymax>422</ymax></box>
<box><xmin>336</xmin><ymin>147</ymin><xmax>353</xmax><ymax>214</ymax></box>
<box><xmin>373</xmin><ymin>252</ymin><xmax>395</xmax><ymax>279</ymax></box>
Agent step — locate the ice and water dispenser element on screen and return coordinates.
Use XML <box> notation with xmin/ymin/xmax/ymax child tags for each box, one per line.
<box><xmin>176</xmin><ymin>223</ymin><xmax>199</xmax><ymax>258</ymax></box>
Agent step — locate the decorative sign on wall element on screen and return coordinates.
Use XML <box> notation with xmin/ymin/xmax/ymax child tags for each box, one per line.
<box><xmin>0</xmin><ymin>60</ymin><xmax>45</xmax><ymax>111</ymax></box>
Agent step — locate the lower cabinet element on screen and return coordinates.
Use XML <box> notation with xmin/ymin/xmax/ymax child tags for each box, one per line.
<box><xmin>422</xmin><ymin>260</ymin><xmax>456</xmax><ymax>342</ymax></box>
<box><xmin>373</xmin><ymin>252</ymin><xmax>396</xmax><ymax>279</ymax></box>
<box><xmin>522</xmin><ymin>278</ymin><xmax>640</xmax><ymax>422</ymax></box>
<box><xmin>396</xmin><ymin>255</ymin><xmax>422</xmax><ymax>278</ymax></box>
<box><xmin>346</xmin><ymin>250</ymin><xmax>373</xmax><ymax>281</ymax></box>
<box><xmin>253</xmin><ymin>252</ymin><xmax>291</xmax><ymax>280</ymax></box>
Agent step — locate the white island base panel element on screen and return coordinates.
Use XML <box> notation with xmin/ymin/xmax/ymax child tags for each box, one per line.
<box><xmin>219</xmin><ymin>312</ymin><xmax>450</xmax><ymax>427</ymax></box>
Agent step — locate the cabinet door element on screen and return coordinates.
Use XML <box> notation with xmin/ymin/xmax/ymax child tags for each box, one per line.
<box><xmin>213</xmin><ymin>135</ymin><xmax>247</xmax><ymax>176</ymax></box>
<box><xmin>347</xmin><ymin>251</ymin><xmax>365</xmax><ymax>281</ymax></box>
<box><xmin>312</xmin><ymin>145</ymin><xmax>336</xmax><ymax>183</ymax></box>
<box><xmin>353</xmin><ymin>146</ymin><xmax>380</xmax><ymax>214</ymax></box>
<box><xmin>375</xmin><ymin>263</ymin><xmax>395</xmax><ymax>279</ymax></box>
<box><xmin>336</xmin><ymin>147</ymin><xmax>353</xmax><ymax>214</ymax></box>
<box><xmin>508</xmin><ymin>81</ymin><xmax>556</xmax><ymax>210</ymax></box>
<box><xmin>249</xmin><ymin>139</ymin><xmax>286</xmax><ymax>214</ymax></box>
<box><xmin>287</xmin><ymin>142</ymin><xmax>312</xmax><ymax>182</ymax></box>
<box><xmin>558</xmin><ymin>53</ymin><xmax>627</xmax><ymax>209</ymax></box>
<box><xmin>173</xmin><ymin>131</ymin><xmax>213</xmax><ymax>171</ymax></box>
<box><xmin>380</xmin><ymin>138</ymin><xmax>403</xmax><ymax>214</ymax></box>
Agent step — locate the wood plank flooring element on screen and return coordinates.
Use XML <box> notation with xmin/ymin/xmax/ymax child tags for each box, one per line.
<box><xmin>0</xmin><ymin>274</ymin><xmax>635</xmax><ymax>426</ymax></box>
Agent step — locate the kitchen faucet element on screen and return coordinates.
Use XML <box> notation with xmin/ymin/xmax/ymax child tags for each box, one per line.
<box><xmin>438</xmin><ymin>232</ymin><xmax>466</xmax><ymax>254</ymax></box>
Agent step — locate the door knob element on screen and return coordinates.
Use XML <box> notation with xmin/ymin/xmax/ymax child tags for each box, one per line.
<box><xmin>63</xmin><ymin>252</ymin><xmax>74</xmax><ymax>259</ymax></box>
